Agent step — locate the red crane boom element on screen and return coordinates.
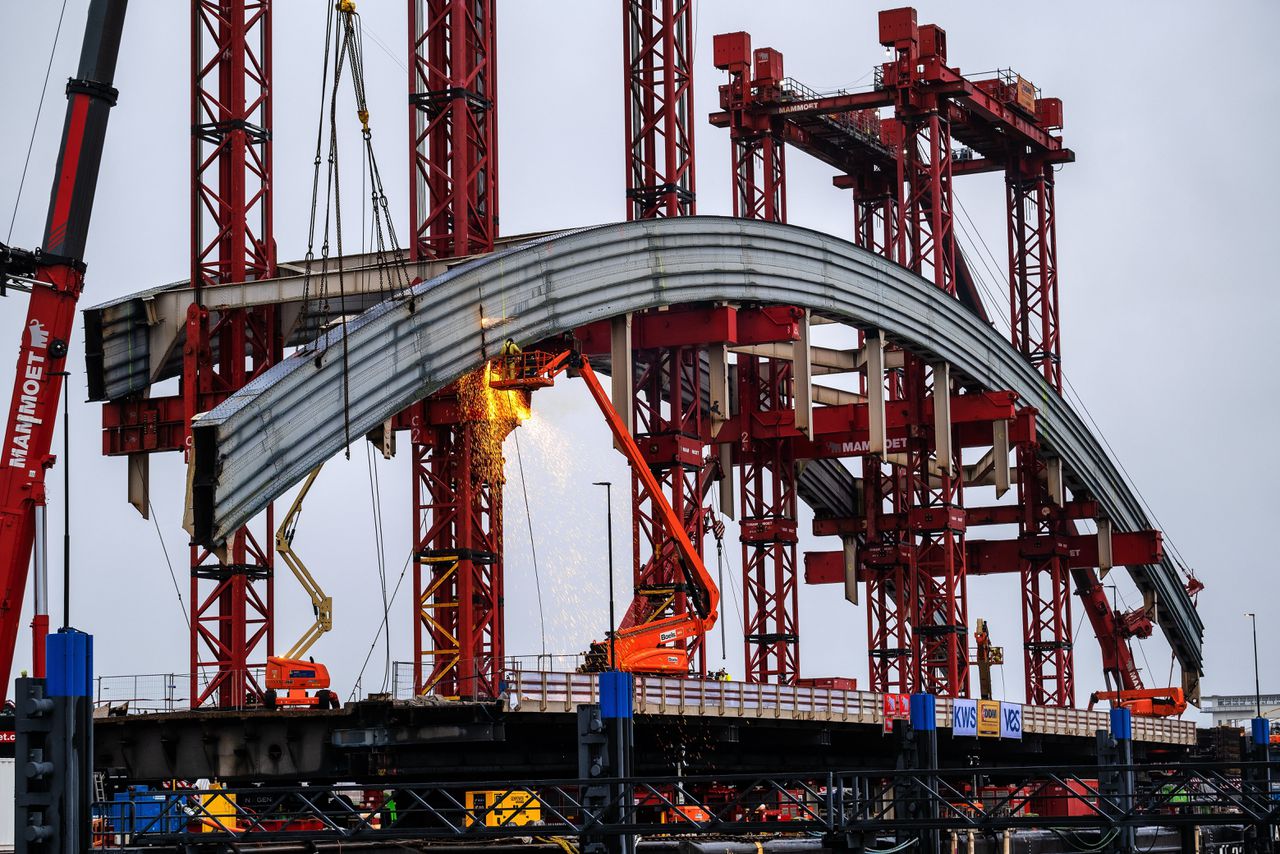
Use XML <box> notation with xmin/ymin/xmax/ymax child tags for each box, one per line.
<box><xmin>0</xmin><ymin>0</ymin><xmax>127</xmax><ymax>702</ymax></box>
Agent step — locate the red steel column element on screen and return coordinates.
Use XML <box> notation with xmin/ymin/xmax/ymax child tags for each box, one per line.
<box><xmin>188</xmin><ymin>0</ymin><xmax>279</xmax><ymax>709</ymax></box>
<box><xmin>719</xmin><ymin>42</ymin><xmax>797</xmax><ymax>682</ymax></box>
<box><xmin>622</xmin><ymin>2</ymin><xmax>710</xmax><ymax>673</ymax></box>
<box><xmin>410</xmin><ymin>400</ymin><xmax>504</xmax><ymax>699</ymax></box>
<box><xmin>1015</xmin><ymin>443</ymin><xmax>1074</xmax><ymax>706</ymax></box>
<box><xmin>877</xmin><ymin>13</ymin><xmax>968</xmax><ymax>696</ymax></box>
<box><xmin>737</xmin><ymin>357</ymin><xmax>799</xmax><ymax>682</ymax></box>
<box><xmin>1008</xmin><ymin>155</ymin><xmax>1072</xmax><ymax>704</ymax></box>
<box><xmin>897</xmin><ymin>111</ymin><xmax>956</xmax><ymax>297</ymax></box>
<box><xmin>1007</xmin><ymin>160</ymin><xmax>1060</xmax><ymax>391</ymax></box>
<box><xmin>863</xmin><ymin>460</ymin><xmax>912</xmax><ymax>693</ymax></box>
<box><xmin>903</xmin><ymin>359</ymin><xmax>969</xmax><ymax>696</ymax></box>
<box><xmin>410</xmin><ymin>0</ymin><xmax>497</xmax><ymax>260</ymax></box>
<box><xmin>623</xmin><ymin>0</ymin><xmax>695</xmax><ymax>219</ymax></box>
<box><xmin>850</xmin><ymin>126</ymin><xmax>914</xmax><ymax>694</ymax></box>
<box><xmin>408</xmin><ymin>1</ymin><xmax>503</xmax><ymax>696</ymax></box>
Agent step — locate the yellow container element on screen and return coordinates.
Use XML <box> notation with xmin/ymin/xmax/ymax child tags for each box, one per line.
<box><xmin>196</xmin><ymin>785</ymin><xmax>241</xmax><ymax>833</ymax></box>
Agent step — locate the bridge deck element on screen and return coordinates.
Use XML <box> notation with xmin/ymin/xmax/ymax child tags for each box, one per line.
<box><xmin>508</xmin><ymin>671</ymin><xmax>1197</xmax><ymax>746</ymax></box>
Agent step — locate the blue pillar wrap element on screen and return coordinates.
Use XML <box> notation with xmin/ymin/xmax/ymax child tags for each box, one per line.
<box><xmin>910</xmin><ymin>693</ymin><xmax>936</xmax><ymax>731</ymax></box>
<box><xmin>1252</xmin><ymin>717</ymin><xmax>1270</xmax><ymax>746</ymax></box>
<box><xmin>599</xmin><ymin>671</ymin><xmax>634</xmax><ymax>719</ymax></box>
<box><xmin>1110</xmin><ymin>707</ymin><xmax>1132</xmax><ymax>741</ymax></box>
<box><xmin>47</xmin><ymin>628</ymin><xmax>93</xmax><ymax>698</ymax></box>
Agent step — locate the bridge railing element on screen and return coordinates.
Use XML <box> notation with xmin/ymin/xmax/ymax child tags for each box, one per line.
<box><xmin>503</xmin><ymin>670</ymin><xmax>1196</xmax><ymax>745</ymax></box>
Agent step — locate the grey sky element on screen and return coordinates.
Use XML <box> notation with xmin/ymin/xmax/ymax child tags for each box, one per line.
<box><xmin>1</xmin><ymin>1</ymin><xmax>1275</xmax><ymax>715</ymax></box>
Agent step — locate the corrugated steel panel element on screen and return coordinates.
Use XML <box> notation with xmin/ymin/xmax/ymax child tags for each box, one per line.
<box><xmin>186</xmin><ymin>217</ymin><xmax>1203</xmax><ymax>677</ymax></box>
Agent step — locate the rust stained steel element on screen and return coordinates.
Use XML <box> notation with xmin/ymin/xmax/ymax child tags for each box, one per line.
<box><xmin>184</xmin><ymin>216</ymin><xmax>1203</xmax><ymax>679</ymax></box>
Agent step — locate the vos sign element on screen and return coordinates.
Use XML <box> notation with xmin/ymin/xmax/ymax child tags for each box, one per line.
<box><xmin>952</xmin><ymin>699</ymin><xmax>978</xmax><ymax>736</ymax></box>
<box><xmin>999</xmin><ymin>702</ymin><xmax>1023</xmax><ymax>740</ymax></box>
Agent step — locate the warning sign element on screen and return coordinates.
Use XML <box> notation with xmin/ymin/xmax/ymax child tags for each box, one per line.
<box><xmin>882</xmin><ymin>693</ymin><xmax>910</xmax><ymax>733</ymax></box>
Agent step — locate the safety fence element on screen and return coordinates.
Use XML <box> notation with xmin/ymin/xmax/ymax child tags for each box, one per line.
<box><xmin>94</xmin><ymin>669</ymin><xmax>268</xmax><ymax>713</ymax></box>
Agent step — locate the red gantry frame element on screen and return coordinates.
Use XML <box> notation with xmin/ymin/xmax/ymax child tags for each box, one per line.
<box><xmin>707</xmin><ymin>7</ymin><xmax>1167</xmax><ymax>704</ymax></box>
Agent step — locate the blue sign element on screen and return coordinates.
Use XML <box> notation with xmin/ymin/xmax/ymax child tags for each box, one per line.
<box><xmin>999</xmin><ymin>701</ymin><xmax>1023</xmax><ymax>740</ymax></box>
<box><xmin>952</xmin><ymin>698</ymin><xmax>978</xmax><ymax>736</ymax></box>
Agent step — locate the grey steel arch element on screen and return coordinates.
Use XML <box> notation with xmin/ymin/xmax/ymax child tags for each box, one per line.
<box><xmin>188</xmin><ymin>216</ymin><xmax>1203</xmax><ymax>676</ymax></box>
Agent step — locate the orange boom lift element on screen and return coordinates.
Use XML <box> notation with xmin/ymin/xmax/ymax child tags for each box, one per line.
<box><xmin>1088</xmin><ymin>687</ymin><xmax>1187</xmax><ymax>718</ymax></box>
<box><xmin>490</xmin><ymin>347</ymin><xmax>719</xmax><ymax>674</ymax></box>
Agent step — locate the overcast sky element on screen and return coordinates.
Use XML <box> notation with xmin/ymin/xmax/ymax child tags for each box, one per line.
<box><xmin>1</xmin><ymin>1</ymin><xmax>1276</xmax><ymax>718</ymax></box>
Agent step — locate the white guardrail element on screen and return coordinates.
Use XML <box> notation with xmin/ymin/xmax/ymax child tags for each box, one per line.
<box><xmin>504</xmin><ymin>670</ymin><xmax>1197</xmax><ymax>746</ymax></box>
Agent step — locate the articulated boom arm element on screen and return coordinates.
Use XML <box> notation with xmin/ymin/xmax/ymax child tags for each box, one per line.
<box><xmin>492</xmin><ymin>348</ymin><xmax>719</xmax><ymax>673</ymax></box>
<box><xmin>1072</xmin><ymin>566</ymin><xmax>1145</xmax><ymax>693</ymax></box>
<box><xmin>274</xmin><ymin>466</ymin><xmax>332</xmax><ymax>661</ymax></box>
<box><xmin>0</xmin><ymin>0</ymin><xmax>126</xmax><ymax>700</ymax></box>
<box><xmin>575</xmin><ymin>354</ymin><xmax>720</xmax><ymax>672</ymax></box>
<box><xmin>1088</xmin><ymin>686</ymin><xmax>1187</xmax><ymax>718</ymax></box>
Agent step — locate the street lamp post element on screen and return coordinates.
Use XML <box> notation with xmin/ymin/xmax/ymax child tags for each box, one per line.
<box><xmin>1246</xmin><ymin>612</ymin><xmax>1261</xmax><ymax>718</ymax></box>
<box><xmin>594</xmin><ymin>481</ymin><xmax>616</xmax><ymax>670</ymax></box>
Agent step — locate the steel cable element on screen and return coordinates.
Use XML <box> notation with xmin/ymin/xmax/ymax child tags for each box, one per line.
<box><xmin>7</xmin><ymin>0</ymin><xmax>68</xmax><ymax>243</ymax></box>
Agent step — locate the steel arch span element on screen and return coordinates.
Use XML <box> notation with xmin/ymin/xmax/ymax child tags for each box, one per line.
<box><xmin>186</xmin><ymin>216</ymin><xmax>1203</xmax><ymax>684</ymax></box>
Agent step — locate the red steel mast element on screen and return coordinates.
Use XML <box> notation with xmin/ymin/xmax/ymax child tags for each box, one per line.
<box><xmin>714</xmin><ymin>34</ymin><xmax>800</xmax><ymax>684</ymax></box>
<box><xmin>407</xmin><ymin>0</ymin><xmax>502</xmax><ymax>698</ymax></box>
<box><xmin>619</xmin><ymin>0</ymin><xmax>715</xmax><ymax>676</ymax></box>
<box><xmin>187</xmin><ymin>0</ymin><xmax>281</xmax><ymax>709</ymax></box>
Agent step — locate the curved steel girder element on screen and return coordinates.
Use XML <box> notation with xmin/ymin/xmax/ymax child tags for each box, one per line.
<box><xmin>188</xmin><ymin>216</ymin><xmax>1203</xmax><ymax>676</ymax></box>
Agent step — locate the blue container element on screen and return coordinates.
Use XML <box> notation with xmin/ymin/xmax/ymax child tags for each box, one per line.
<box><xmin>98</xmin><ymin>786</ymin><xmax>188</xmax><ymax>836</ymax></box>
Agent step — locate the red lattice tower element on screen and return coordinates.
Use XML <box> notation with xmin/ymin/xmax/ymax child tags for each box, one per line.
<box><xmin>1008</xmin><ymin>152</ymin><xmax>1071</xmax><ymax>705</ymax></box>
<box><xmin>407</xmin><ymin>0</ymin><xmax>502</xmax><ymax>697</ymax></box>
<box><xmin>714</xmin><ymin>34</ymin><xmax>799</xmax><ymax>683</ymax></box>
<box><xmin>1016</xmin><ymin>445</ymin><xmax>1074</xmax><ymax>706</ymax></box>
<box><xmin>410</xmin><ymin>0</ymin><xmax>497</xmax><ymax>260</ymax></box>
<box><xmin>187</xmin><ymin>0</ymin><xmax>280</xmax><ymax>709</ymax></box>
<box><xmin>621</xmin><ymin>347</ymin><xmax>709</xmax><ymax>674</ymax></box>
<box><xmin>624</xmin><ymin>0</ymin><xmax>695</xmax><ymax>219</ymax></box>
<box><xmin>408</xmin><ymin>397</ymin><xmax>504</xmax><ymax>700</ymax></box>
<box><xmin>737</xmin><ymin>357</ymin><xmax>800</xmax><ymax>682</ymax></box>
<box><xmin>878</xmin><ymin>10</ymin><xmax>969</xmax><ymax>696</ymax></box>
<box><xmin>847</xmin><ymin>125</ymin><xmax>912</xmax><ymax>695</ymax></box>
<box><xmin>621</xmin><ymin>0</ymin><xmax>712</xmax><ymax>674</ymax></box>
<box><xmin>1008</xmin><ymin>159</ymin><xmax>1061</xmax><ymax>392</ymax></box>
